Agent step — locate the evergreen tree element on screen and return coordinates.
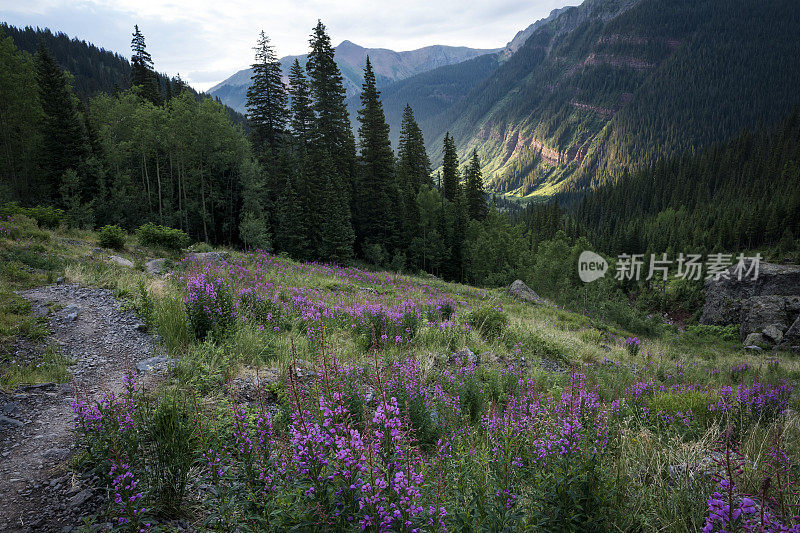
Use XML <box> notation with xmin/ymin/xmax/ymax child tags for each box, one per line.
<box><xmin>306</xmin><ymin>20</ymin><xmax>356</xmax><ymax>259</ymax></box>
<box><xmin>464</xmin><ymin>149</ymin><xmax>488</xmax><ymax>221</ymax></box>
<box><xmin>246</xmin><ymin>31</ymin><xmax>288</xmax><ymax>161</ymax></box>
<box><xmin>35</xmin><ymin>45</ymin><xmax>90</xmax><ymax>205</ymax></box>
<box><xmin>355</xmin><ymin>56</ymin><xmax>397</xmax><ymax>255</ymax></box>
<box><xmin>275</xmin><ymin>175</ymin><xmax>309</xmax><ymax>259</ymax></box>
<box><xmin>319</xmin><ymin>154</ymin><xmax>355</xmax><ymax>263</ymax></box>
<box><xmin>238</xmin><ymin>157</ymin><xmax>272</xmax><ymax>251</ymax></box>
<box><xmin>442</xmin><ymin>132</ymin><xmax>459</xmax><ymax>202</ymax></box>
<box><xmin>397</xmin><ymin>104</ymin><xmax>431</xmax><ymax>192</ymax></box>
<box><xmin>288</xmin><ymin>58</ymin><xmax>313</xmax><ymax>150</ymax></box>
<box><xmin>307</xmin><ymin>20</ymin><xmax>357</xmax><ymax>192</ymax></box>
<box><xmin>130</xmin><ymin>25</ymin><xmax>160</xmax><ymax>105</ymax></box>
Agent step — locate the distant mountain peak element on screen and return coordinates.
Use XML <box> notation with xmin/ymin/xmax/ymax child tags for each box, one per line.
<box><xmin>209</xmin><ymin>41</ymin><xmax>497</xmax><ymax>113</ymax></box>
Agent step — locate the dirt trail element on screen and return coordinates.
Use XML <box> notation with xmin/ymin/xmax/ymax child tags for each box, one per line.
<box><xmin>0</xmin><ymin>284</ymin><xmax>158</xmax><ymax>532</ymax></box>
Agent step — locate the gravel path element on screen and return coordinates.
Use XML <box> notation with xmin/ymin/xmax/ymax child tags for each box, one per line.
<box><xmin>0</xmin><ymin>284</ymin><xmax>156</xmax><ymax>532</ymax></box>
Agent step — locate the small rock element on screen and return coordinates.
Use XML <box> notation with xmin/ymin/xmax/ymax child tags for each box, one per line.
<box><xmin>43</xmin><ymin>447</ymin><xmax>71</xmax><ymax>461</ymax></box>
<box><xmin>745</xmin><ymin>345</ymin><xmax>764</xmax><ymax>352</ymax></box>
<box><xmin>145</xmin><ymin>258</ymin><xmax>168</xmax><ymax>275</ymax></box>
<box><xmin>109</xmin><ymin>255</ymin><xmax>134</xmax><ymax>268</ymax></box>
<box><xmin>56</xmin><ymin>277</ymin><xmax>64</xmax><ymax>285</ymax></box>
<box><xmin>1</xmin><ymin>401</ymin><xmax>17</xmax><ymax>415</ymax></box>
<box><xmin>452</xmin><ymin>347</ymin><xmax>478</xmax><ymax>365</ymax></box>
<box><xmin>508</xmin><ymin>279</ymin><xmax>542</xmax><ymax>304</ymax></box>
<box><xmin>135</xmin><ymin>322</ymin><xmax>147</xmax><ymax>332</ymax></box>
<box><xmin>762</xmin><ymin>324</ymin><xmax>784</xmax><ymax>344</ymax></box>
<box><xmin>135</xmin><ymin>356</ymin><xmax>175</xmax><ymax>373</ymax></box>
<box><xmin>0</xmin><ymin>415</ymin><xmax>24</xmax><ymax>427</ymax></box>
<box><xmin>743</xmin><ymin>332</ymin><xmax>765</xmax><ymax>346</ymax></box>
<box><xmin>185</xmin><ymin>251</ymin><xmax>227</xmax><ymax>263</ymax></box>
<box><xmin>69</xmin><ymin>488</ymin><xmax>93</xmax><ymax>507</ymax></box>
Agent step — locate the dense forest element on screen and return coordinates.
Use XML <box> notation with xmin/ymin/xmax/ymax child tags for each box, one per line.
<box><xmin>571</xmin><ymin>111</ymin><xmax>800</xmax><ymax>257</ymax></box>
<box><xmin>0</xmin><ymin>23</ymin><xmax>496</xmax><ymax>282</ymax></box>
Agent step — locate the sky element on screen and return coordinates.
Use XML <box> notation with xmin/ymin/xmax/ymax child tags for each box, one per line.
<box><xmin>0</xmin><ymin>0</ymin><xmax>569</xmax><ymax>92</ymax></box>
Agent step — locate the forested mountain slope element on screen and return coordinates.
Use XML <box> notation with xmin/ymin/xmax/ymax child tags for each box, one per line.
<box><xmin>429</xmin><ymin>0</ymin><xmax>800</xmax><ymax>198</ymax></box>
<box><xmin>572</xmin><ymin>110</ymin><xmax>800</xmax><ymax>255</ymax></box>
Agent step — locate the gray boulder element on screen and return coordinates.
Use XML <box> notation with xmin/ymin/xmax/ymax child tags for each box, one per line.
<box><xmin>762</xmin><ymin>324</ymin><xmax>784</xmax><ymax>344</ymax></box>
<box><xmin>700</xmin><ymin>261</ymin><xmax>800</xmax><ymax>345</ymax></box>
<box><xmin>145</xmin><ymin>258</ymin><xmax>169</xmax><ymax>274</ymax></box>
<box><xmin>452</xmin><ymin>347</ymin><xmax>478</xmax><ymax>365</ymax></box>
<box><xmin>508</xmin><ymin>280</ymin><xmax>542</xmax><ymax>304</ymax></box>
<box><xmin>743</xmin><ymin>332</ymin><xmax>765</xmax><ymax>346</ymax></box>
<box><xmin>135</xmin><ymin>356</ymin><xmax>176</xmax><ymax>373</ymax></box>
<box><xmin>109</xmin><ymin>255</ymin><xmax>134</xmax><ymax>268</ymax></box>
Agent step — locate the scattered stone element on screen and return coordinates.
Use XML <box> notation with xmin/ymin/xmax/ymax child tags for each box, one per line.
<box><xmin>135</xmin><ymin>356</ymin><xmax>175</xmax><ymax>374</ymax></box>
<box><xmin>56</xmin><ymin>277</ymin><xmax>64</xmax><ymax>285</ymax></box>
<box><xmin>743</xmin><ymin>332</ymin><xmax>765</xmax><ymax>346</ymax></box>
<box><xmin>745</xmin><ymin>345</ymin><xmax>764</xmax><ymax>352</ymax></box>
<box><xmin>68</xmin><ymin>488</ymin><xmax>93</xmax><ymax>507</ymax></box>
<box><xmin>507</xmin><ymin>279</ymin><xmax>543</xmax><ymax>304</ymax></box>
<box><xmin>135</xmin><ymin>322</ymin><xmax>147</xmax><ymax>332</ymax></box>
<box><xmin>0</xmin><ymin>415</ymin><xmax>24</xmax><ymax>427</ymax></box>
<box><xmin>108</xmin><ymin>255</ymin><xmax>134</xmax><ymax>268</ymax></box>
<box><xmin>762</xmin><ymin>324</ymin><xmax>784</xmax><ymax>344</ymax></box>
<box><xmin>144</xmin><ymin>258</ymin><xmax>169</xmax><ymax>275</ymax></box>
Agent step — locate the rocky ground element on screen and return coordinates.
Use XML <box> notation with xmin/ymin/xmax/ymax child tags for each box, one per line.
<box><xmin>0</xmin><ymin>284</ymin><xmax>160</xmax><ymax>532</ymax></box>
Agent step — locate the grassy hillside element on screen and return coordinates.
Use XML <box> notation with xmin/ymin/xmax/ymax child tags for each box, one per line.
<box><xmin>2</xmin><ymin>211</ymin><xmax>800</xmax><ymax>530</ymax></box>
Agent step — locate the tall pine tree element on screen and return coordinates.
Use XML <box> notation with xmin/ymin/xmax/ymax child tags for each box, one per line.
<box><xmin>442</xmin><ymin>132</ymin><xmax>460</xmax><ymax>202</ymax></box>
<box><xmin>130</xmin><ymin>25</ymin><xmax>160</xmax><ymax>105</ymax></box>
<box><xmin>246</xmin><ymin>31</ymin><xmax>288</xmax><ymax>162</ymax></box>
<box><xmin>288</xmin><ymin>58</ymin><xmax>313</xmax><ymax>151</ymax></box>
<box><xmin>464</xmin><ymin>149</ymin><xmax>488</xmax><ymax>221</ymax></box>
<box><xmin>397</xmin><ymin>104</ymin><xmax>431</xmax><ymax>193</ymax></box>
<box><xmin>35</xmin><ymin>45</ymin><xmax>90</xmax><ymax>205</ymax></box>
<box><xmin>306</xmin><ymin>20</ymin><xmax>356</xmax><ymax>260</ymax></box>
<box><xmin>355</xmin><ymin>56</ymin><xmax>398</xmax><ymax>255</ymax></box>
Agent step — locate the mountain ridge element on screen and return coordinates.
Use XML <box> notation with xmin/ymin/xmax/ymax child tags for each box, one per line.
<box><xmin>209</xmin><ymin>41</ymin><xmax>499</xmax><ymax>113</ymax></box>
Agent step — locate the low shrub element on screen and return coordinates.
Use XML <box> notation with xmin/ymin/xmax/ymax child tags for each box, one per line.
<box><xmin>464</xmin><ymin>303</ymin><xmax>508</xmax><ymax>340</ymax></box>
<box><xmin>685</xmin><ymin>324</ymin><xmax>739</xmax><ymax>343</ymax></box>
<box><xmin>98</xmin><ymin>224</ymin><xmax>126</xmax><ymax>250</ymax></box>
<box><xmin>0</xmin><ymin>203</ymin><xmax>64</xmax><ymax>229</ymax></box>
<box><xmin>136</xmin><ymin>223</ymin><xmax>189</xmax><ymax>251</ymax></box>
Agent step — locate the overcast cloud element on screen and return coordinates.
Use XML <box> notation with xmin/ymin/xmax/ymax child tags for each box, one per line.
<box><xmin>0</xmin><ymin>0</ymin><xmax>568</xmax><ymax>91</ymax></box>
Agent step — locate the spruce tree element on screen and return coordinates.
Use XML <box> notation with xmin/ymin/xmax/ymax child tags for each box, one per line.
<box><xmin>355</xmin><ymin>56</ymin><xmax>397</xmax><ymax>255</ymax></box>
<box><xmin>397</xmin><ymin>104</ymin><xmax>431</xmax><ymax>192</ymax></box>
<box><xmin>246</xmin><ymin>31</ymin><xmax>288</xmax><ymax>161</ymax></box>
<box><xmin>464</xmin><ymin>149</ymin><xmax>488</xmax><ymax>221</ymax></box>
<box><xmin>319</xmin><ymin>154</ymin><xmax>355</xmax><ymax>263</ymax></box>
<box><xmin>130</xmin><ymin>25</ymin><xmax>160</xmax><ymax>105</ymax></box>
<box><xmin>35</xmin><ymin>45</ymin><xmax>90</xmax><ymax>205</ymax></box>
<box><xmin>307</xmin><ymin>20</ymin><xmax>357</xmax><ymax>193</ymax></box>
<box><xmin>306</xmin><ymin>20</ymin><xmax>356</xmax><ymax>259</ymax></box>
<box><xmin>442</xmin><ymin>132</ymin><xmax>460</xmax><ymax>202</ymax></box>
<box><xmin>288</xmin><ymin>59</ymin><xmax>313</xmax><ymax>150</ymax></box>
<box><xmin>275</xmin><ymin>175</ymin><xmax>309</xmax><ymax>259</ymax></box>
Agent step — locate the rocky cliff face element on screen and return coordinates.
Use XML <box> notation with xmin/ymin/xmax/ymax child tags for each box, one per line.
<box><xmin>700</xmin><ymin>261</ymin><xmax>800</xmax><ymax>349</ymax></box>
